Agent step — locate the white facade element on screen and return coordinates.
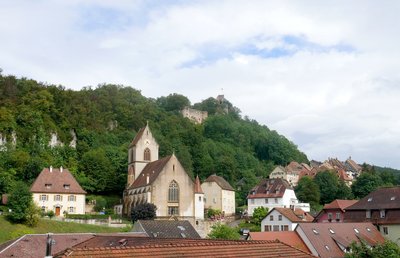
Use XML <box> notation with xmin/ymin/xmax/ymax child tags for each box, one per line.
<box><xmin>248</xmin><ymin>189</ymin><xmax>310</xmax><ymax>216</ymax></box>
<box><xmin>261</xmin><ymin>209</ymin><xmax>297</xmax><ymax>232</ymax></box>
<box><xmin>202</xmin><ymin>181</ymin><xmax>235</xmax><ymax>216</ymax></box>
<box><xmin>194</xmin><ymin>193</ymin><xmax>205</xmax><ymax>219</ymax></box>
<box><xmin>33</xmin><ymin>192</ymin><xmax>85</xmax><ymax>215</ymax></box>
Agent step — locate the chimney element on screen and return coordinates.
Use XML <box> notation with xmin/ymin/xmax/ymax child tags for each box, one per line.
<box><xmin>49</xmin><ymin>166</ymin><xmax>53</xmax><ymax>173</ymax></box>
<box><xmin>45</xmin><ymin>233</ymin><xmax>53</xmax><ymax>258</ymax></box>
<box><xmin>60</xmin><ymin>166</ymin><xmax>63</xmax><ymax>173</ymax></box>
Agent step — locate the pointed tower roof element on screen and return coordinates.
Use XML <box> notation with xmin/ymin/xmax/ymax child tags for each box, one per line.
<box><xmin>194</xmin><ymin>175</ymin><xmax>203</xmax><ymax>194</ymax></box>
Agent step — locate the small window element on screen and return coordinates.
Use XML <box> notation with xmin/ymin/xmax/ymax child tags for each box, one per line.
<box><xmin>265</xmin><ymin>225</ymin><xmax>272</xmax><ymax>232</ymax></box>
<box><xmin>383</xmin><ymin>227</ymin><xmax>389</xmax><ymax>235</ymax></box>
<box><xmin>270</xmin><ymin>215</ymin><xmax>274</xmax><ymax>221</ymax></box>
<box><xmin>380</xmin><ymin>210</ymin><xmax>385</xmax><ymax>218</ymax></box>
<box><xmin>265</xmin><ymin>198</ymin><xmax>268</xmax><ymax>204</ymax></box>
<box><xmin>144</xmin><ymin>148</ymin><xmax>151</xmax><ymax>161</ymax></box>
<box><xmin>45</xmin><ymin>184</ymin><xmax>52</xmax><ymax>189</ymax></box>
<box><xmin>328</xmin><ymin>213</ymin><xmax>333</xmax><ymax>220</ymax></box>
<box><xmin>40</xmin><ymin>195</ymin><xmax>48</xmax><ymax>201</ymax></box>
<box><xmin>68</xmin><ymin>195</ymin><xmax>76</xmax><ymax>202</ymax></box>
<box><xmin>366</xmin><ymin>210</ymin><xmax>371</xmax><ymax>219</ymax></box>
<box><xmin>250</xmin><ymin>199</ymin><xmax>255</xmax><ymax>204</ymax></box>
<box><xmin>168</xmin><ymin>206</ymin><xmax>179</xmax><ymax>216</ymax></box>
<box><xmin>278</xmin><ymin>215</ymin><xmax>282</xmax><ymax>221</ymax></box>
<box><xmin>41</xmin><ymin>206</ymin><xmax>46</xmax><ymax>212</ymax></box>
<box><xmin>336</xmin><ymin>212</ymin><xmax>341</xmax><ymax>220</ymax></box>
<box><xmin>198</xmin><ymin>196</ymin><xmax>202</xmax><ymax>202</ymax></box>
<box><xmin>273</xmin><ymin>225</ymin><xmax>279</xmax><ymax>231</ymax></box>
<box><xmin>54</xmin><ymin>195</ymin><xmax>62</xmax><ymax>201</ymax></box>
<box><xmin>68</xmin><ymin>207</ymin><xmax>75</xmax><ymax>213</ymax></box>
<box><xmin>63</xmin><ymin>184</ymin><xmax>70</xmax><ymax>189</ymax></box>
<box><xmin>274</xmin><ymin>198</ymin><xmax>278</xmax><ymax>203</ymax></box>
<box><xmin>283</xmin><ymin>225</ymin><xmax>289</xmax><ymax>231</ymax></box>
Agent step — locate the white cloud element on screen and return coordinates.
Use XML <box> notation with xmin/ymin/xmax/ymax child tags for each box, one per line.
<box><xmin>1</xmin><ymin>0</ymin><xmax>400</xmax><ymax>168</ymax></box>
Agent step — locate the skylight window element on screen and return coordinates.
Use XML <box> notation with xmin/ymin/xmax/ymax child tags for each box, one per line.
<box><xmin>325</xmin><ymin>245</ymin><xmax>330</xmax><ymax>251</ymax></box>
<box><xmin>366</xmin><ymin>227</ymin><xmax>371</xmax><ymax>232</ymax></box>
<box><xmin>367</xmin><ymin>197</ymin><xmax>372</xmax><ymax>202</ymax></box>
<box><xmin>390</xmin><ymin>196</ymin><xmax>396</xmax><ymax>201</ymax></box>
<box><xmin>354</xmin><ymin>228</ymin><xmax>359</xmax><ymax>234</ymax></box>
<box><xmin>329</xmin><ymin>229</ymin><xmax>335</xmax><ymax>234</ymax></box>
<box><xmin>312</xmin><ymin>229</ymin><xmax>319</xmax><ymax>235</ymax></box>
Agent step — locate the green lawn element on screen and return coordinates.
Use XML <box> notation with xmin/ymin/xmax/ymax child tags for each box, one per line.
<box><xmin>0</xmin><ymin>215</ymin><xmax>130</xmax><ymax>244</ymax></box>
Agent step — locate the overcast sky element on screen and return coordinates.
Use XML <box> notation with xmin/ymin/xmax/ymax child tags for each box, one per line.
<box><xmin>1</xmin><ymin>1</ymin><xmax>400</xmax><ymax>169</ymax></box>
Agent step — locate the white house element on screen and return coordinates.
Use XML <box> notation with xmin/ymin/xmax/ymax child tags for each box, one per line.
<box><xmin>261</xmin><ymin>207</ymin><xmax>313</xmax><ymax>232</ymax></box>
<box><xmin>30</xmin><ymin>167</ymin><xmax>86</xmax><ymax>216</ymax></box>
<box><xmin>247</xmin><ymin>178</ymin><xmax>310</xmax><ymax>216</ymax></box>
<box><xmin>202</xmin><ymin>174</ymin><xmax>235</xmax><ymax>216</ymax></box>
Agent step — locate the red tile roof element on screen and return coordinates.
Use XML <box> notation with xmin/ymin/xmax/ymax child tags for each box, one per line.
<box><xmin>56</xmin><ymin>238</ymin><xmax>314</xmax><ymax>257</ymax></box>
<box><xmin>128</xmin><ymin>156</ymin><xmax>172</xmax><ymax>189</ymax></box>
<box><xmin>0</xmin><ymin>233</ymin><xmax>94</xmax><ymax>257</ymax></box>
<box><xmin>346</xmin><ymin>187</ymin><xmax>400</xmax><ymax>210</ymax></box>
<box><xmin>30</xmin><ymin>168</ymin><xmax>86</xmax><ymax>194</ymax></box>
<box><xmin>248</xmin><ymin>178</ymin><xmax>291</xmax><ymax>199</ymax></box>
<box><xmin>296</xmin><ymin>222</ymin><xmax>384</xmax><ymax>258</ymax></box>
<box><xmin>248</xmin><ymin>231</ymin><xmax>310</xmax><ymax>253</ymax></box>
<box><xmin>129</xmin><ymin>126</ymin><xmax>146</xmax><ymax>147</ymax></box>
<box><xmin>272</xmin><ymin>208</ymin><xmax>314</xmax><ymax>222</ymax></box>
<box><xmin>204</xmin><ymin>174</ymin><xmax>234</xmax><ymax>191</ymax></box>
<box><xmin>194</xmin><ymin>175</ymin><xmax>203</xmax><ymax>194</ymax></box>
<box><xmin>323</xmin><ymin>199</ymin><xmax>358</xmax><ymax>211</ymax></box>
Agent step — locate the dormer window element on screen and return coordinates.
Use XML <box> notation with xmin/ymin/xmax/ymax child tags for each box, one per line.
<box><xmin>45</xmin><ymin>184</ymin><xmax>52</xmax><ymax>189</ymax></box>
<box><xmin>63</xmin><ymin>184</ymin><xmax>70</xmax><ymax>189</ymax></box>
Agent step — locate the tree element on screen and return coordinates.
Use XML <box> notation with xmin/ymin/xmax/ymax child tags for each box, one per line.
<box><xmin>345</xmin><ymin>240</ymin><xmax>400</xmax><ymax>258</ymax></box>
<box><xmin>25</xmin><ymin>203</ymin><xmax>41</xmax><ymax>227</ymax></box>
<box><xmin>295</xmin><ymin>176</ymin><xmax>320</xmax><ymax>207</ymax></box>
<box><xmin>251</xmin><ymin>207</ymin><xmax>268</xmax><ymax>226</ymax></box>
<box><xmin>131</xmin><ymin>203</ymin><xmax>157</xmax><ymax>223</ymax></box>
<box><xmin>314</xmin><ymin>171</ymin><xmax>339</xmax><ymax>204</ymax></box>
<box><xmin>157</xmin><ymin>93</ymin><xmax>190</xmax><ymax>111</ymax></box>
<box><xmin>336</xmin><ymin>180</ymin><xmax>353</xmax><ymax>200</ymax></box>
<box><xmin>7</xmin><ymin>181</ymin><xmax>34</xmax><ymax>224</ymax></box>
<box><xmin>207</xmin><ymin>223</ymin><xmax>240</xmax><ymax>240</ymax></box>
<box><xmin>351</xmin><ymin>172</ymin><xmax>383</xmax><ymax>199</ymax></box>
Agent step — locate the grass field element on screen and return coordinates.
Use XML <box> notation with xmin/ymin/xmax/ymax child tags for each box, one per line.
<box><xmin>0</xmin><ymin>215</ymin><xmax>130</xmax><ymax>244</ymax></box>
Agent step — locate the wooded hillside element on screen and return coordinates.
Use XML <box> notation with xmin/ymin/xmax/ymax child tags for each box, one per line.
<box><xmin>0</xmin><ymin>72</ymin><xmax>308</xmax><ymax>205</ymax></box>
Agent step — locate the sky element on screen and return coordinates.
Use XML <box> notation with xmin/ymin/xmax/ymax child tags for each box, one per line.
<box><xmin>1</xmin><ymin>0</ymin><xmax>400</xmax><ymax>169</ymax></box>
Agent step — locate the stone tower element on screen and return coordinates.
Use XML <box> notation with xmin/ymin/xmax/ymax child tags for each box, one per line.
<box><xmin>127</xmin><ymin>123</ymin><xmax>159</xmax><ymax>186</ymax></box>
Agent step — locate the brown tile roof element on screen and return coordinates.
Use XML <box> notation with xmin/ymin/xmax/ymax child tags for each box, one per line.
<box><xmin>194</xmin><ymin>175</ymin><xmax>203</xmax><ymax>194</ymax></box>
<box><xmin>346</xmin><ymin>158</ymin><xmax>362</xmax><ymax>172</ymax></box>
<box><xmin>345</xmin><ymin>187</ymin><xmax>400</xmax><ymax>210</ymax></box>
<box><xmin>128</xmin><ymin>156</ymin><xmax>172</xmax><ymax>189</ymax></box>
<box><xmin>286</xmin><ymin>161</ymin><xmax>304</xmax><ymax>172</ymax></box>
<box><xmin>56</xmin><ymin>238</ymin><xmax>314</xmax><ymax>257</ymax></box>
<box><xmin>272</xmin><ymin>208</ymin><xmax>314</xmax><ymax>222</ymax></box>
<box><xmin>323</xmin><ymin>199</ymin><xmax>358</xmax><ymax>211</ymax></box>
<box><xmin>204</xmin><ymin>174</ymin><xmax>234</xmax><ymax>191</ymax></box>
<box><xmin>0</xmin><ymin>233</ymin><xmax>94</xmax><ymax>257</ymax></box>
<box><xmin>30</xmin><ymin>167</ymin><xmax>86</xmax><ymax>194</ymax></box>
<box><xmin>132</xmin><ymin>220</ymin><xmax>201</xmax><ymax>239</ymax></box>
<box><xmin>248</xmin><ymin>231</ymin><xmax>310</xmax><ymax>253</ymax></box>
<box><xmin>129</xmin><ymin>126</ymin><xmax>146</xmax><ymax>147</ymax></box>
<box><xmin>248</xmin><ymin>178</ymin><xmax>291</xmax><ymax>199</ymax></box>
<box><xmin>296</xmin><ymin>222</ymin><xmax>384</xmax><ymax>258</ymax></box>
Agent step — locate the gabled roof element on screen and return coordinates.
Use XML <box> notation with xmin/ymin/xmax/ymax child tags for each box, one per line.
<box><xmin>248</xmin><ymin>178</ymin><xmax>291</xmax><ymax>199</ymax></box>
<box><xmin>129</xmin><ymin>126</ymin><xmax>146</xmax><ymax>147</ymax></box>
<box><xmin>248</xmin><ymin>232</ymin><xmax>310</xmax><ymax>253</ymax></box>
<box><xmin>132</xmin><ymin>220</ymin><xmax>201</xmax><ymax>239</ymax></box>
<box><xmin>204</xmin><ymin>174</ymin><xmax>234</xmax><ymax>191</ymax></box>
<box><xmin>345</xmin><ymin>187</ymin><xmax>400</xmax><ymax>210</ymax></box>
<box><xmin>56</xmin><ymin>239</ymin><xmax>314</xmax><ymax>257</ymax></box>
<box><xmin>271</xmin><ymin>208</ymin><xmax>314</xmax><ymax>223</ymax></box>
<box><xmin>0</xmin><ymin>233</ymin><xmax>94</xmax><ymax>257</ymax></box>
<box><xmin>128</xmin><ymin>155</ymin><xmax>172</xmax><ymax>189</ymax></box>
<box><xmin>194</xmin><ymin>175</ymin><xmax>203</xmax><ymax>194</ymax></box>
<box><xmin>286</xmin><ymin>161</ymin><xmax>304</xmax><ymax>172</ymax></box>
<box><xmin>323</xmin><ymin>199</ymin><xmax>358</xmax><ymax>211</ymax></box>
<box><xmin>296</xmin><ymin>222</ymin><xmax>384</xmax><ymax>258</ymax></box>
<box><xmin>30</xmin><ymin>167</ymin><xmax>86</xmax><ymax>194</ymax></box>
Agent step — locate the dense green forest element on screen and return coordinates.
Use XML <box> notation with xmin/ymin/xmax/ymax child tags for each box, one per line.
<box><xmin>0</xmin><ymin>71</ymin><xmax>308</xmax><ymax>205</ymax></box>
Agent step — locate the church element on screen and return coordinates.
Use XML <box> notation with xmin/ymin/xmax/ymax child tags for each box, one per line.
<box><xmin>123</xmin><ymin>123</ymin><xmax>204</xmax><ymax>220</ymax></box>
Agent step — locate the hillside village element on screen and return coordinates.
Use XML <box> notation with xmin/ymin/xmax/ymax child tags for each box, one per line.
<box><xmin>0</xmin><ymin>77</ymin><xmax>400</xmax><ymax>257</ymax></box>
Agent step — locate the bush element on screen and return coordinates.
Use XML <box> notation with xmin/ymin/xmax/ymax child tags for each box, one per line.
<box><xmin>208</xmin><ymin>223</ymin><xmax>240</xmax><ymax>240</ymax></box>
<box><xmin>94</xmin><ymin>196</ymin><xmax>107</xmax><ymax>212</ymax></box>
<box><xmin>7</xmin><ymin>182</ymin><xmax>33</xmax><ymax>224</ymax></box>
<box><xmin>207</xmin><ymin>208</ymin><xmax>222</xmax><ymax>218</ymax></box>
<box><xmin>251</xmin><ymin>207</ymin><xmax>268</xmax><ymax>226</ymax></box>
<box><xmin>131</xmin><ymin>203</ymin><xmax>157</xmax><ymax>223</ymax></box>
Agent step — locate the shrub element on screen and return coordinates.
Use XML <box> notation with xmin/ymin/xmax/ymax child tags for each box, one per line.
<box><xmin>131</xmin><ymin>203</ymin><xmax>157</xmax><ymax>223</ymax></box>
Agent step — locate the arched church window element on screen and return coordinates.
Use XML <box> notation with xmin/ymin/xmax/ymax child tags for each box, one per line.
<box><xmin>168</xmin><ymin>181</ymin><xmax>179</xmax><ymax>202</ymax></box>
<box><xmin>144</xmin><ymin>148</ymin><xmax>151</xmax><ymax>161</ymax></box>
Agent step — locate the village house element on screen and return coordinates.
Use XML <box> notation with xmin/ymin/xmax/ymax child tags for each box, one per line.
<box><xmin>295</xmin><ymin>222</ymin><xmax>384</xmax><ymax>257</ymax></box>
<box><xmin>30</xmin><ymin>167</ymin><xmax>86</xmax><ymax>216</ymax></box>
<box><xmin>344</xmin><ymin>186</ymin><xmax>400</xmax><ymax>245</ymax></box>
<box><xmin>261</xmin><ymin>207</ymin><xmax>313</xmax><ymax>232</ymax></box>
<box><xmin>314</xmin><ymin>199</ymin><xmax>357</xmax><ymax>223</ymax></box>
<box><xmin>201</xmin><ymin>174</ymin><xmax>235</xmax><ymax>216</ymax></box>
<box><xmin>123</xmin><ymin>123</ymin><xmax>204</xmax><ymax>221</ymax></box>
<box><xmin>247</xmin><ymin>178</ymin><xmax>310</xmax><ymax>216</ymax></box>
